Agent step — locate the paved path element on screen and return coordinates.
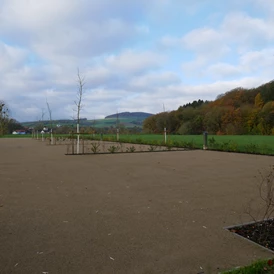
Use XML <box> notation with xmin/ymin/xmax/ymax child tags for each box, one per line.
<box><xmin>0</xmin><ymin>138</ymin><xmax>273</xmax><ymax>273</ymax></box>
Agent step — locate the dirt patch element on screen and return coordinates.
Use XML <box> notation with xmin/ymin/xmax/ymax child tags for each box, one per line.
<box><xmin>0</xmin><ymin>138</ymin><xmax>274</xmax><ymax>274</ymax></box>
<box><xmin>228</xmin><ymin>219</ymin><xmax>274</xmax><ymax>252</ymax></box>
<box><xmin>64</xmin><ymin>140</ymin><xmax>187</xmax><ymax>154</ymax></box>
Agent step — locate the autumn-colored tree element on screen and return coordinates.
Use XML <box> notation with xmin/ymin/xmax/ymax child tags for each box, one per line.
<box><xmin>203</xmin><ymin>107</ymin><xmax>225</xmax><ymax>134</ymax></box>
<box><xmin>258</xmin><ymin>101</ymin><xmax>274</xmax><ymax>135</ymax></box>
<box><xmin>143</xmin><ymin>115</ymin><xmax>157</xmax><ymax>133</ymax></box>
<box><xmin>258</xmin><ymin>81</ymin><xmax>274</xmax><ymax>103</ymax></box>
<box><xmin>254</xmin><ymin>93</ymin><xmax>264</xmax><ymax>108</ymax></box>
<box><xmin>142</xmin><ymin>80</ymin><xmax>274</xmax><ymax>136</ymax></box>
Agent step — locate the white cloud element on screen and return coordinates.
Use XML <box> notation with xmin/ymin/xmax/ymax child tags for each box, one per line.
<box><xmin>104</xmin><ymin>50</ymin><xmax>165</xmax><ymax>75</ymax></box>
<box><xmin>0</xmin><ymin>0</ymin><xmax>274</xmax><ymax>121</ymax></box>
<box><xmin>0</xmin><ymin>42</ymin><xmax>28</xmax><ymax>72</ymax></box>
<box><xmin>159</xmin><ymin>36</ymin><xmax>180</xmax><ymax>48</ymax></box>
<box><xmin>222</xmin><ymin>12</ymin><xmax>274</xmax><ymax>52</ymax></box>
<box><xmin>182</xmin><ymin>27</ymin><xmax>230</xmax><ymax>58</ymax></box>
<box><xmin>128</xmin><ymin>72</ymin><xmax>181</xmax><ymax>90</ymax></box>
<box><xmin>206</xmin><ymin>48</ymin><xmax>274</xmax><ymax>79</ymax></box>
<box><xmin>207</xmin><ymin>63</ymin><xmax>241</xmax><ymax>79</ymax></box>
<box><xmin>239</xmin><ymin>48</ymin><xmax>274</xmax><ymax>72</ymax></box>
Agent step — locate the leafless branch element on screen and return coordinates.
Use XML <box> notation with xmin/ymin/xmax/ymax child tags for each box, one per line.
<box><xmin>41</xmin><ymin>108</ymin><xmax>46</xmax><ymax>122</ymax></box>
<box><xmin>74</xmin><ymin>68</ymin><xmax>85</xmax><ymax>124</ymax></box>
<box><xmin>245</xmin><ymin>166</ymin><xmax>274</xmax><ymax>222</ymax></box>
<box><xmin>46</xmin><ymin>99</ymin><xmax>53</xmax><ymax>130</ymax></box>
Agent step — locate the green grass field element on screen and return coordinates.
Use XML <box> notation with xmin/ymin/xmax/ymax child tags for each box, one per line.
<box><xmin>103</xmin><ymin>134</ymin><xmax>274</xmax><ymax>155</ymax></box>
<box><xmin>2</xmin><ymin>133</ymin><xmax>274</xmax><ymax>155</ymax></box>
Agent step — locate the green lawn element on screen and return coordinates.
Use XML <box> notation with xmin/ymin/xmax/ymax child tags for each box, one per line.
<box><xmin>221</xmin><ymin>258</ymin><xmax>274</xmax><ymax>274</ymax></box>
<box><xmin>2</xmin><ymin>133</ymin><xmax>274</xmax><ymax>155</ymax></box>
<box><xmin>102</xmin><ymin>134</ymin><xmax>274</xmax><ymax>155</ymax></box>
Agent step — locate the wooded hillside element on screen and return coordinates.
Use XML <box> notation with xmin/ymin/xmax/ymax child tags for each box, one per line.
<box><xmin>143</xmin><ymin>80</ymin><xmax>274</xmax><ymax>135</ymax></box>
<box><xmin>105</xmin><ymin>112</ymin><xmax>153</xmax><ymax>119</ymax></box>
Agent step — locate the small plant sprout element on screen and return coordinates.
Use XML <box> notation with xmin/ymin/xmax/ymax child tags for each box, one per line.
<box><xmin>148</xmin><ymin>145</ymin><xmax>157</xmax><ymax>152</ymax></box>
<box><xmin>108</xmin><ymin>145</ymin><xmax>119</xmax><ymax>153</ymax></box>
<box><xmin>126</xmin><ymin>146</ymin><xmax>136</xmax><ymax>153</ymax></box>
<box><xmin>90</xmin><ymin>142</ymin><xmax>100</xmax><ymax>154</ymax></box>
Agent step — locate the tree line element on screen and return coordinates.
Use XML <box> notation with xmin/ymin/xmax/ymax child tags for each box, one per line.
<box><xmin>0</xmin><ymin>101</ymin><xmax>24</xmax><ymax>135</ymax></box>
<box><xmin>143</xmin><ymin>80</ymin><xmax>274</xmax><ymax>135</ymax></box>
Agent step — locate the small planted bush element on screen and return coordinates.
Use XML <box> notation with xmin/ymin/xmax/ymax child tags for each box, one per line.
<box><xmin>245</xmin><ymin>143</ymin><xmax>259</xmax><ymax>154</ymax></box>
<box><xmin>165</xmin><ymin>140</ymin><xmax>174</xmax><ymax>151</ymax></box>
<box><xmin>148</xmin><ymin>144</ymin><xmax>157</xmax><ymax>152</ymax></box>
<box><xmin>219</xmin><ymin>141</ymin><xmax>238</xmax><ymax>152</ymax></box>
<box><xmin>208</xmin><ymin>137</ymin><xmax>216</xmax><ymax>147</ymax></box>
<box><xmin>180</xmin><ymin>140</ymin><xmax>195</xmax><ymax>149</ymax></box>
<box><xmin>90</xmin><ymin>142</ymin><xmax>100</xmax><ymax>154</ymax></box>
<box><xmin>126</xmin><ymin>146</ymin><xmax>136</xmax><ymax>153</ymax></box>
<box><xmin>173</xmin><ymin>141</ymin><xmax>180</xmax><ymax>148</ymax></box>
<box><xmin>108</xmin><ymin>145</ymin><xmax>119</xmax><ymax>153</ymax></box>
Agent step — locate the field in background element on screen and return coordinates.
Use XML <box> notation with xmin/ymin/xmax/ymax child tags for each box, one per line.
<box><xmin>2</xmin><ymin>133</ymin><xmax>274</xmax><ymax>155</ymax></box>
<box><xmin>21</xmin><ymin>117</ymin><xmax>144</xmax><ymax>129</ymax></box>
<box><xmin>112</xmin><ymin>134</ymin><xmax>274</xmax><ymax>155</ymax></box>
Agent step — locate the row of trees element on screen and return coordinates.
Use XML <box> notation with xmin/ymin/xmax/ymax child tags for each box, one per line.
<box><xmin>143</xmin><ymin>80</ymin><xmax>274</xmax><ymax>135</ymax></box>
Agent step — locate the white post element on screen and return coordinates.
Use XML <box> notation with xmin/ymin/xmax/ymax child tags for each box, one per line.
<box><xmin>36</xmin><ymin>130</ymin><xmax>39</xmax><ymax>140</ymax></box>
<box><xmin>77</xmin><ymin>123</ymin><xmax>80</xmax><ymax>154</ymax></box>
<box><xmin>117</xmin><ymin>128</ymin><xmax>119</xmax><ymax>141</ymax></box>
<box><xmin>203</xmin><ymin>131</ymin><xmax>208</xmax><ymax>150</ymax></box>
<box><xmin>42</xmin><ymin>132</ymin><xmax>44</xmax><ymax>142</ymax></box>
<box><xmin>164</xmin><ymin>127</ymin><xmax>167</xmax><ymax>144</ymax></box>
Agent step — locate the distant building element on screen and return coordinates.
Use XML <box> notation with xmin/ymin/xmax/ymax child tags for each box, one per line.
<box><xmin>12</xmin><ymin>129</ymin><xmax>26</xmax><ymax>135</ymax></box>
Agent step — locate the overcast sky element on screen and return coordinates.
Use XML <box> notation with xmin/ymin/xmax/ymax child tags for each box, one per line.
<box><xmin>1</xmin><ymin>0</ymin><xmax>274</xmax><ymax>122</ymax></box>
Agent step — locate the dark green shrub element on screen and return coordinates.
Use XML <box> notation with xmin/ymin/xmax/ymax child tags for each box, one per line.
<box><xmin>245</xmin><ymin>143</ymin><xmax>259</xmax><ymax>153</ymax></box>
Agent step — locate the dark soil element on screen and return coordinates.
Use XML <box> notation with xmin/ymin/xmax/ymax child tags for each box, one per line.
<box><xmin>229</xmin><ymin>219</ymin><xmax>274</xmax><ymax>251</ymax></box>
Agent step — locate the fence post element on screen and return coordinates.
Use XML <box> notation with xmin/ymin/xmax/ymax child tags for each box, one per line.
<box><xmin>82</xmin><ymin>138</ymin><xmax>84</xmax><ymax>154</ymax></box>
<box><xmin>164</xmin><ymin>127</ymin><xmax>167</xmax><ymax>144</ymax></box>
<box><xmin>203</xmin><ymin>131</ymin><xmax>208</xmax><ymax>150</ymax></box>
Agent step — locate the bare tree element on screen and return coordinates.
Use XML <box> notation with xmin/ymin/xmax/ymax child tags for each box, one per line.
<box><xmin>41</xmin><ymin>108</ymin><xmax>46</xmax><ymax>123</ymax></box>
<box><xmin>46</xmin><ymin>99</ymin><xmax>53</xmax><ymax>144</ymax></box>
<box><xmin>245</xmin><ymin>166</ymin><xmax>274</xmax><ymax>222</ymax></box>
<box><xmin>116</xmin><ymin>110</ymin><xmax>119</xmax><ymax>141</ymax></box>
<box><xmin>0</xmin><ymin>100</ymin><xmax>9</xmax><ymax>135</ymax></box>
<box><xmin>74</xmin><ymin>68</ymin><xmax>85</xmax><ymax>154</ymax></box>
<box><xmin>243</xmin><ymin>166</ymin><xmax>274</xmax><ymax>243</ymax></box>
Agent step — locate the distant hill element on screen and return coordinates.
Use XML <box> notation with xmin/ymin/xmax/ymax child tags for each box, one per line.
<box><xmin>105</xmin><ymin>112</ymin><xmax>153</xmax><ymax>119</ymax></box>
<box><xmin>21</xmin><ymin>112</ymin><xmax>154</xmax><ymax>129</ymax></box>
